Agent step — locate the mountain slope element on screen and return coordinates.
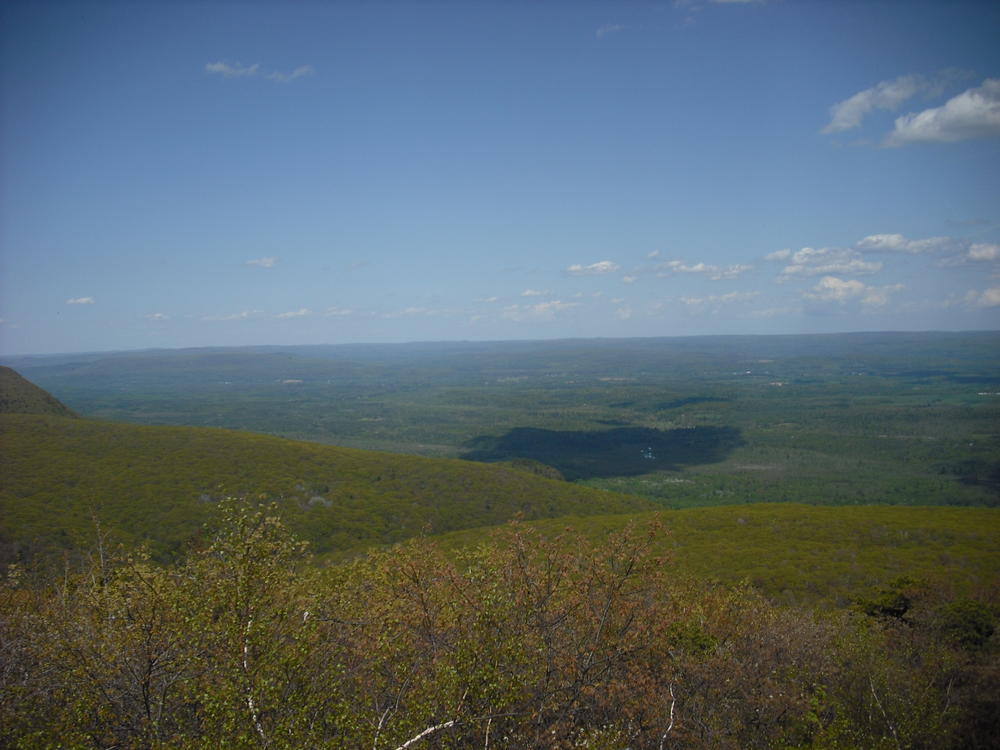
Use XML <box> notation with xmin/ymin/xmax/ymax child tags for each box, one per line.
<box><xmin>433</xmin><ymin>503</ymin><xmax>1000</xmax><ymax>608</ymax></box>
<box><xmin>0</xmin><ymin>413</ymin><xmax>654</xmax><ymax>562</ymax></box>
<box><xmin>0</xmin><ymin>366</ymin><xmax>77</xmax><ymax>418</ymax></box>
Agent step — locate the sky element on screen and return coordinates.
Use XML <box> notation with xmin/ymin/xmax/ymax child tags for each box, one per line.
<box><xmin>1</xmin><ymin>0</ymin><xmax>999</xmax><ymax>356</ymax></box>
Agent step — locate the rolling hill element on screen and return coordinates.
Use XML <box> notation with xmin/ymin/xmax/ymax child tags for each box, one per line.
<box><xmin>0</xmin><ymin>411</ymin><xmax>654</xmax><ymax>563</ymax></box>
<box><xmin>0</xmin><ymin>365</ymin><xmax>77</xmax><ymax>418</ymax></box>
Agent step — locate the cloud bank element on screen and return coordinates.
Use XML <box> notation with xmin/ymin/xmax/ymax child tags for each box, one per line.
<box><xmin>775</xmin><ymin>247</ymin><xmax>881</xmax><ymax>279</ymax></box>
<box><xmin>805</xmin><ymin>276</ymin><xmax>903</xmax><ymax>309</ymax></box>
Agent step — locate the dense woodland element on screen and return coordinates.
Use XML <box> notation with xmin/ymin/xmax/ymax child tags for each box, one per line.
<box><xmin>1</xmin><ymin>333</ymin><xmax>998</xmax><ymax>747</ymax></box>
<box><xmin>3</xmin><ymin>504</ymin><xmax>998</xmax><ymax>748</ymax></box>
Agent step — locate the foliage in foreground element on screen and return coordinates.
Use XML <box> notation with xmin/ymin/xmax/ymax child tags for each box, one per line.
<box><xmin>2</xmin><ymin>505</ymin><xmax>998</xmax><ymax>749</ymax></box>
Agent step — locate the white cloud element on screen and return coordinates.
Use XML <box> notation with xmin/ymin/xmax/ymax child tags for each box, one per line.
<box><xmin>646</xmin><ymin>250</ymin><xmax>660</xmax><ymax>259</ymax></box>
<box><xmin>276</xmin><ymin>308</ymin><xmax>312</xmax><ymax>319</ymax></box>
<box><xmin>805</xmin><ymin>276</ymin><xmax>903</xmax><ymax>309</ymax></box>
<box><xmin>856</xmin><ymin>233</ymin><xmax>952</xmax><ymax>254</ymax></box>
<box><xmin>206</xmin><ymin>61</ymin><xmax>260</xmax><ymax>78</ymax></box>
<box><xmin>384</xmin><ymin>307</ymin><xmax>430</xmax><ymax>318</ymax></box>
<box><xmin>596</xmin><ymin>24</ymin><xmax>626</xmax><ymax>40</ymax></box>
<box><xmin>821</xmin><ymin>74</ymin><xmax>926</xmax><ymax>134</ymax></box>
<box><xmin>614</xmin><ymin>305</ymin><xmax>634</xmax><ymax>320</ymax></box>
<box><xmin>567</xmin><ymin>260</ymin><xmax>620</xmax><ymax>276</ymax></box>
<box><xmin>674</xmin><ymin>0</ymin><xmax>768</xmax><ymax>25</ymax></box>
<box><xmin>855</xmin><ymin>233</ymin><xmax>1000</xmax><ymax>266</ymax></box>
<box><xmin>657</xmin><ymin>260</ymin><xmax>753</xmax><ymax>280</ymax></box>
<box><xmin>66</xmin><ymin>297</ymin><xmax>95</xmax><ymax>305</ymax></box>
<box><xmin>765</xmin><ymin>248</ymin><xmax>792</xmax><ymax>262</ymax></box>
<box><xmin>382</xmin><ymin>306</ymin><xmax>463</xmax><ymax>319</ymax></box>
<box><xmin>521</xmin><ymin>288</ymin><xmax>548</xmax><ymax>297</ymax></box>
<box><xmin>712</xmin><ymin>264</ymin><xmax>753</xmax><ymax>280</ymax></box>
<box><xmin>885</xmin><ymin>79</ymin><xmax>1000</xmax><ymax>146</ymax></box>
<box><xmin>860</xmin><ymin>284</ymin><xmax>904</xmax><ymax>308</ymax></box>
<box><xmin>246</xmin><ymin>257</ymin><xmax>277</xmax><ymax>268</ymax></box>
<box><xmin>659</xmin><ymin>260</ymin><xmax>702</xmax><ymax>274</ymax></box>
<box><xmin>324</xmin><ymin>306</ymin><xmax>354</xmax><ymax>316</ymax></box>
<box><xmin>807</xmin><ymin>276</ymin><xmax>866</xmax><ymax>302</ymax></box>
<box><xmin>203</xmin><ymin>310</ymin><xmax>261</xmax><ymax>321</ymax></box>
<box><xmin>266</xmin><ymin>65</ymin><xmax>315</xmax><ymax>83</ymax></box>
<box><xmin>935</xmin><ymin>240</ymin><xmax>1000</xmax><ymax>267</ymax></box>
<box><xmin>702</xmin><ymin>291</ymin><xmax>758</xmax><ymax>304</ymax></box>
<box><xmin>969</xmin><ymin>243</ymin><xmax>1000</xmax><ymax>262</ymax></box>
<box><xmin>968</xmin><ymin>287</ymin><xmax>1000</xmax><ymax>308</ymax></box>
<box><xmin>778</xmin><ymin>247</ymin><xmax>882</xmax><ymax>279</ymax></box>
<box><xmin>145</xmin><ymin>312</ymin><xmax>169</xmax><ymax>321</ymax></box>
<box><xmin>475</xmin><ymin>296</ymin><xmax>499</xmax><ymax>303</ymax></box>
<box><xmin>679</xmin><ymin>291</ymin><xmax>760</xmax><ymax>313</ymax></box>
<box><xmin>622</xmin><ymin>275</ymin><xmax>638</xmax><ymax>284</ymax></box>
<box><xmin>206</xmin><ymin>61</ymin><xmax>314</xmax><ymax>83</ymax></box>
<box><xmin>856</xmin><ymin>233</ymin><xmax>908</xmax><ymax>252</ymax></box>
<box><xmin>748</xmin><ymin>306</ymin><xmax>799</xmax><ymax>319</ymax></box>
<box><xmin>501</xmin><ymin>300</ymin><xmax>578</xmax><ymax>322</ymax></box>
<box><xmin>677</xmin><ymin>0</ymin><xmax>767</xmax><ymax>7</ymax></box>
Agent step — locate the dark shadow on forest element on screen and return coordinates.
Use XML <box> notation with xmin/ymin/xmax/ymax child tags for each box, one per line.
<box><xmin>938</xmin><ymin>459</ymin><xmax>1000</xmax><ymax>496</ymax></box>
<box><xmin>463</xmin><ymin>425</ymin><xmax>743</xmax><ymax>481</ymax></box>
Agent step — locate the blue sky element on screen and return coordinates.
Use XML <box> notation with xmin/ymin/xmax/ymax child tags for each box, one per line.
<box><xmin>1</xmin><ymin>0</ymin><xmax>998</xmax><ymax>355</ymax></box>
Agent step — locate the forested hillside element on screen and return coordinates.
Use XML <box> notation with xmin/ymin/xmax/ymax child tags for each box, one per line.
<box><xmin>0</xmin><ymin>412</ymin><xmax>652</xmax><ymax>563</ymax></box>
<box><xmin>0</xmin><ymin>366</ymin><xmax>76</xmax><ymax>418</ymax></box>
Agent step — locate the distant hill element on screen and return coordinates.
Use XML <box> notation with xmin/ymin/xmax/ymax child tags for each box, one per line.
<box><xmin>0</xmin><ymin>366</ymin><xmax>77</xmax><ymax>418</ymax></box>
<box><xmin>0</xmin><ymin>413</ymin><xmax>654</xmax><ymax>563</ymax></box>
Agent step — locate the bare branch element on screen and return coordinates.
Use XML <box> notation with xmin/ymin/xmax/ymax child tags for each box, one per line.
<box><xmin>373</xmin><ymin>706</ymin><xmax>392</xmax><ymax>750</ymax></box>
<box><xmin>869</xmin><ymin>675</ymin><xmax>901</xmax><ymax>750</ymax></box>
<box><xmin>392</xmin><ymin>719</ymin><xmax>457</xmax><ymax>750</ymax></box>
<box><xmin>242</xmin><ymin>616</ymin><xmax>267</xmax><ymax>745</ymax></box>
<box><xmin>659</xmin><ymin>683</ymin><xmax>676</xmax><ymax>750</ymax></box>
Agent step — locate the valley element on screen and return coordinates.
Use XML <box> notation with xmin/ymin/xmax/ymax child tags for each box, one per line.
<box><xmin>7</xmin><ymin>332</ymin><xmax>999</xmax><ymax>509</ymax></box>
<box><xmin>2</xmin><ymin>332</ymin><xmax>998</xmax><ymax>748</ymax></box>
